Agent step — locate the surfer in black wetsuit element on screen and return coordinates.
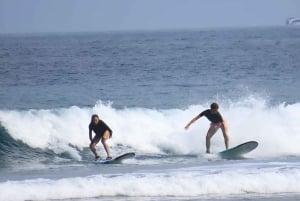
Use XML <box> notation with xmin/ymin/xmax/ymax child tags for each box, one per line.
<box><xmin>184</xmin><ymin>102</ymin><xmax>229</xmax><ymax>153</ymax></box>
<box><xmin>89</xmin><ymin>114</ymin><xmax>112</xmax><ymax>160</ymax></box>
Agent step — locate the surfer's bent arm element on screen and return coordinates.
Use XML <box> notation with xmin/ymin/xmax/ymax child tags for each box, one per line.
<box><xmin>89</xmin><ymin>129</ymin><xmax>93</xmax><ymax>142</ymax></box>
<box><xmin>185</xmin><ymin>115</ymin><xmax>201</xmax><ymax>130</ymax></box>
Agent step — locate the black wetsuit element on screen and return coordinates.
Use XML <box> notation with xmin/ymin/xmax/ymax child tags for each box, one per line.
<box><xmin>198</xmin><ymin>109</ymin><xmax>223</xmax><ymax>123</ymax></box>
<box><xmin>89</xmin><ymin>120</ymin><xmax>112</xmax><ymax>138</ymax></box>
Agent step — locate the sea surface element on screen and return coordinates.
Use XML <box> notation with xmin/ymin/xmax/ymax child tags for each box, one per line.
<box><xmin>0</xmin><ymin>26</ymin><xmax>300</xmax><ymax>201</ymax></box>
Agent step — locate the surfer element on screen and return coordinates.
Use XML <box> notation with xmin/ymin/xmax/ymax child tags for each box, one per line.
<box><xmin>184</xmin><ymin>102</ymin><xmax>229</xmax><ymax>153</ymax></box>
<box><xmin>89</xmin><ymin>114</ymin><xmax>112</xmax><ymax>160</ymax></box>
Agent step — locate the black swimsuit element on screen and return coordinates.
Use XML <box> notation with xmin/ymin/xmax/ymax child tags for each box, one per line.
<box><xmin>198</xmin><ymin>109</ymin><xmax>223</xmax><ymax>123</ymax></box>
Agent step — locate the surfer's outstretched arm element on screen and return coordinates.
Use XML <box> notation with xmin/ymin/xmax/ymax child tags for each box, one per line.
<box><xmin>184</xmin><ymin>115</ymin><xmax>201</xmax><ymax>130</ymax></box>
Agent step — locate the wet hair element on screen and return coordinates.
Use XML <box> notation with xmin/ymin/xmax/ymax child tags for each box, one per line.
<box><xmin>90</xmin><ymin>114</ymin><xmax>99</xmax><ymax>123</ymax></box>
<box><xmin>210</xmin><ymin>102</ymin><xmax>219</xmax><ymax>110</ymax></box>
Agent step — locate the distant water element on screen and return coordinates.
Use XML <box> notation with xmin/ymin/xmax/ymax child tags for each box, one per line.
<box><xmin>1</xmin><ymin>26</ymin><xmax>300</xmax><ymax>201</ymax></box>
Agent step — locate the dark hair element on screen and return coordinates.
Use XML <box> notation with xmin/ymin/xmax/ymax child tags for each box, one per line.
<box><xmin>210</xmin><ymin>102</ymin><xmax>219</xmax><ymax>110</ymax></box>
<box><xmin>90</xmin><ymin>114</ymin><xmax>99</xmax><ymax>123</ymax></box>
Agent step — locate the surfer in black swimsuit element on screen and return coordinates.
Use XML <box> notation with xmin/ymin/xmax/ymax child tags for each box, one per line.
<box><xmin>89</xmin><ymin>114</ymin><xmax>112</xmax><ymax>160</ymax></box>
<box><xmin>184</xmin><ymin>102</ymin><xmax>229</xmax><ymax>153</ymax></box>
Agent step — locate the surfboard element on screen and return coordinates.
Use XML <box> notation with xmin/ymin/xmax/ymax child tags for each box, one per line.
<box><xmin>94</xmin><ymin>152</ymin><xmax>135</xmax><ymax>164</ymax></box>
<box><xmin>218</xmin><ymin>141</ymin><xmax>258</xmax><ymax>159</ymax></box>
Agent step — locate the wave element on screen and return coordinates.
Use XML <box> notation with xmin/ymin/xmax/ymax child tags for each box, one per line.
<box><xmin>1</xmin><ymin>96</ymin><xmax>300</xmax><ymax>162</ymax></box>
<box><xmin>1</xmin><ymin>163</ymin><xmax>300</xmax><ymax>201</ymax></box>
<box><xmin>0</xmin><ymin>123</ymin><xmax>68</xmax><ymax>170</ymax></box>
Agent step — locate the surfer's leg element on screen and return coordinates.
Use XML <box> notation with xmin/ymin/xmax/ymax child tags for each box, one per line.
<box><xmin>90</xmin><ymin>135</ymin><xmax>101</xmax><ymax>159</ymax></box>
<box><xmin>101</xmin><ymin>130</ymin><xmax>112</xmax><ymax>159</ymax></box>
<box><xmin>206</xmin><ymin>125</ymin><xmax>218</xmax><ymax>153</ymax></box>
<box><xmin>221</xmin><ymin>120</ymin><xmax>229</xmax><ymax>150</ymax></box>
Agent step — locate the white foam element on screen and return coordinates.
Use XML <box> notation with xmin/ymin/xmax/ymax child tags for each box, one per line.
<box><xmin>1</xmin><ymin>165</ymin><xmax>300</xmax><ymax>201</ymax></box>
<box><xmin>1</xmin><ymin>97</ymin><xmax>300</xmax><ymax>159</ymax></box>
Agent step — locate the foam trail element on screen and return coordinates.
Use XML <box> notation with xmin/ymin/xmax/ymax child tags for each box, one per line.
<box><xmin>0</xmin><ymin>97</ymin><xmax>300</xmax><ymax>159</ymax></box>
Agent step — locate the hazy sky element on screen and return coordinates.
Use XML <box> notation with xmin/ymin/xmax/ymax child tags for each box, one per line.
<box><xmin>0</xmin><ymin>0</ymin><xmax>300</xmax><ymax>33</ymax></box>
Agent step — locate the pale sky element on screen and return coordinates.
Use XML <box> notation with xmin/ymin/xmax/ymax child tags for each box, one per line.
<box><xmin>0</xmin><ymin>0</ymin><xmax>300</xmax><ymax>33</ymax></box>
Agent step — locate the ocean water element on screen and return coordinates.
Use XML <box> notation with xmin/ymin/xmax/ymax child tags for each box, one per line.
<box><xmin>0</xmin><ymin>26</ymin><xmax>300</xmax><ymax>201</ymax></box>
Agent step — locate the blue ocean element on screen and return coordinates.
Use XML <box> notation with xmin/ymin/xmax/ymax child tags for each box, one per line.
<box><xmin>0</xmin><ymin>26</ymin><xmax>300</xmax><ymax>201</ymax></box>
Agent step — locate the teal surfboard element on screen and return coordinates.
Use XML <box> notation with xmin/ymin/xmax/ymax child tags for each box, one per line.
<box><xmin>94</xmin><ymin>152</ymin><xmax>135</xmax><ymax>164</ymax></box>
<box><xmin>218</xmin><ymin>141</ymin><xmax>258</xmax><ymax>159</ymax></box>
